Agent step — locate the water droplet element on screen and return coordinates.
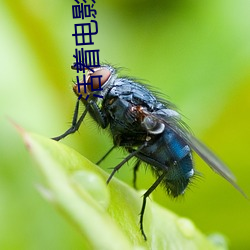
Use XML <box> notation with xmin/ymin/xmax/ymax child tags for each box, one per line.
<box><xmin>177</xmin><ymin>217</ymin><xmax>196</xmax><ymax>238</ymax></box>
<box><xmin>71</xmin><ymin>170</ymin><xmax>110</xmax><ymax>209</ymax></box>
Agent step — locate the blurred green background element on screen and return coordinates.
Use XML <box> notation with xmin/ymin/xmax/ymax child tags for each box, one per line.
<box><xmin>1</xmin><ymin>0</ymin><xmax>250</xmax><ymax>249</ymax></box>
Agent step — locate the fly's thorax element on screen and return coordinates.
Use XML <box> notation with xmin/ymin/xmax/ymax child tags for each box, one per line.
<box><xmin>142</xmin><ymin>115</ymin><xmax>165</xmax><ymax>134</ymax></box>
<box><xmin>140</xmin><ymin>108</ymin><xmax>180</xmax><ymax>135</ymax></box>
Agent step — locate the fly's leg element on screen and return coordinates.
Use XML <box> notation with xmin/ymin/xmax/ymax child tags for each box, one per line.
<box><xmin>133</xmin><ymin>160</ymin><xmax>141</xmax><ymax>189</ymax></box>
<box><xmin>52</xmin><ymin>99</ymin><xmax>88</xmax><ymax>141</ymax></box>
<box><xmin>88</xmin><ymin>100</ymin><xmax>107</xmax><ymax>129</ymax></box>
<box><xmin>96</xmin><ymin>145</ymin><xmax>116</xmax><ymax>165</ymax></box>
<box><xmin>107</xmin><ymin>144</ymin><xmax>146</xmax><ymax>184</ymax></box>
<box><xmin>140</xmin><ymin>172</ymin><xmax>166</xmax><ymax>240</ymax></box>
<box><xmin>52</xmin><ymin>99</ymin><xmax>107</xmax><ymax>141</ymax></box>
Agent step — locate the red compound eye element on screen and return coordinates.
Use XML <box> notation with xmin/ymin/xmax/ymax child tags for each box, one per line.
<box><xmin>87</xmin><ymin>68</ymin><xmax>111</xmax><ymax>92</ymax></box>
<box><xmin>73</xmin><ymin>67</ymin><xmax>111</xmax><ymax>98</ymax></box>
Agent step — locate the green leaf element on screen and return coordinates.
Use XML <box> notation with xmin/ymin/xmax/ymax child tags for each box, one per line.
<box><xmin>19</xmin><ymin>128</ymin><xmax>226</xmax><ymax>250</ymax></box>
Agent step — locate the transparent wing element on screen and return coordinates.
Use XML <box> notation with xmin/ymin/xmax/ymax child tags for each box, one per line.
<box><xmin>149</xmin><ymin>110</ymin><xmax>247</xmax><ymax>198</ymax></box>
<box><xmin>170</xmin><ymin>122</ymin><xmax>247</xmax><ymax>198</ymax></box>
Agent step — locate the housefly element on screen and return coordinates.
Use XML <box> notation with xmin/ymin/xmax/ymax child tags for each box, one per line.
<box><xmin>52</xmin><ymin>64</ymin><xmax>246</xmax><ymax>240</ymax></box>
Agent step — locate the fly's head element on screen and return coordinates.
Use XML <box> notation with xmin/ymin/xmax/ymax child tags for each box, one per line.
<box><xmin>72</xmin><ymin>64</ymin><xmax>117</xmax><ymax>101</ymax></box>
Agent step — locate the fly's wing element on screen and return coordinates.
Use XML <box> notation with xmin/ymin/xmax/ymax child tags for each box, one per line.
<box><xmin>181</xmin><ymin>131</ymin><xmax>248</xmax><ymax>197</ymax></box>
<box><xmin>151</xmin><ymin>110</ymin><xmax>247</xmax><ymax>198</ymax></box>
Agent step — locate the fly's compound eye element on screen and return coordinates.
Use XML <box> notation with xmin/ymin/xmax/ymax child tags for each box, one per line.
<box><xmin>73</xmin><ymin>67</ymin><xmax>111</xmax><ymax>98</ymax></box>
<box><xmin>86</xmin><ymin>68</ymin><xmax>111</xmax><ymax>92</ymax></box>
<box><xmin>142</xmin><ymin>116</ymin><xmax>165</xmax><ymax>134</ymax></box>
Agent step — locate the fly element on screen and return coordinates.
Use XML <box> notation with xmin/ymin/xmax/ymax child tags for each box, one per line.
<box><xmin>52</xmin><ymin>64</ymin><xmax>247</xmax><ymax>240</ymax></box>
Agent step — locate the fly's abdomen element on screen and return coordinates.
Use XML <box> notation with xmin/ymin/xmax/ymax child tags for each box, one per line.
<box><xmin>164</xmin><ymin>153</ymin><xmax>193</xmax><ymax>197</ymax></box>
<box><xmin>163</xmin><ymin>129</ymin><xmax>194</xmax><ymax>197</ymax></box>
<box><xmin>137</xmin><ymin>128</ymin><xmax>194</xmax><ymax>197</ymax></box>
